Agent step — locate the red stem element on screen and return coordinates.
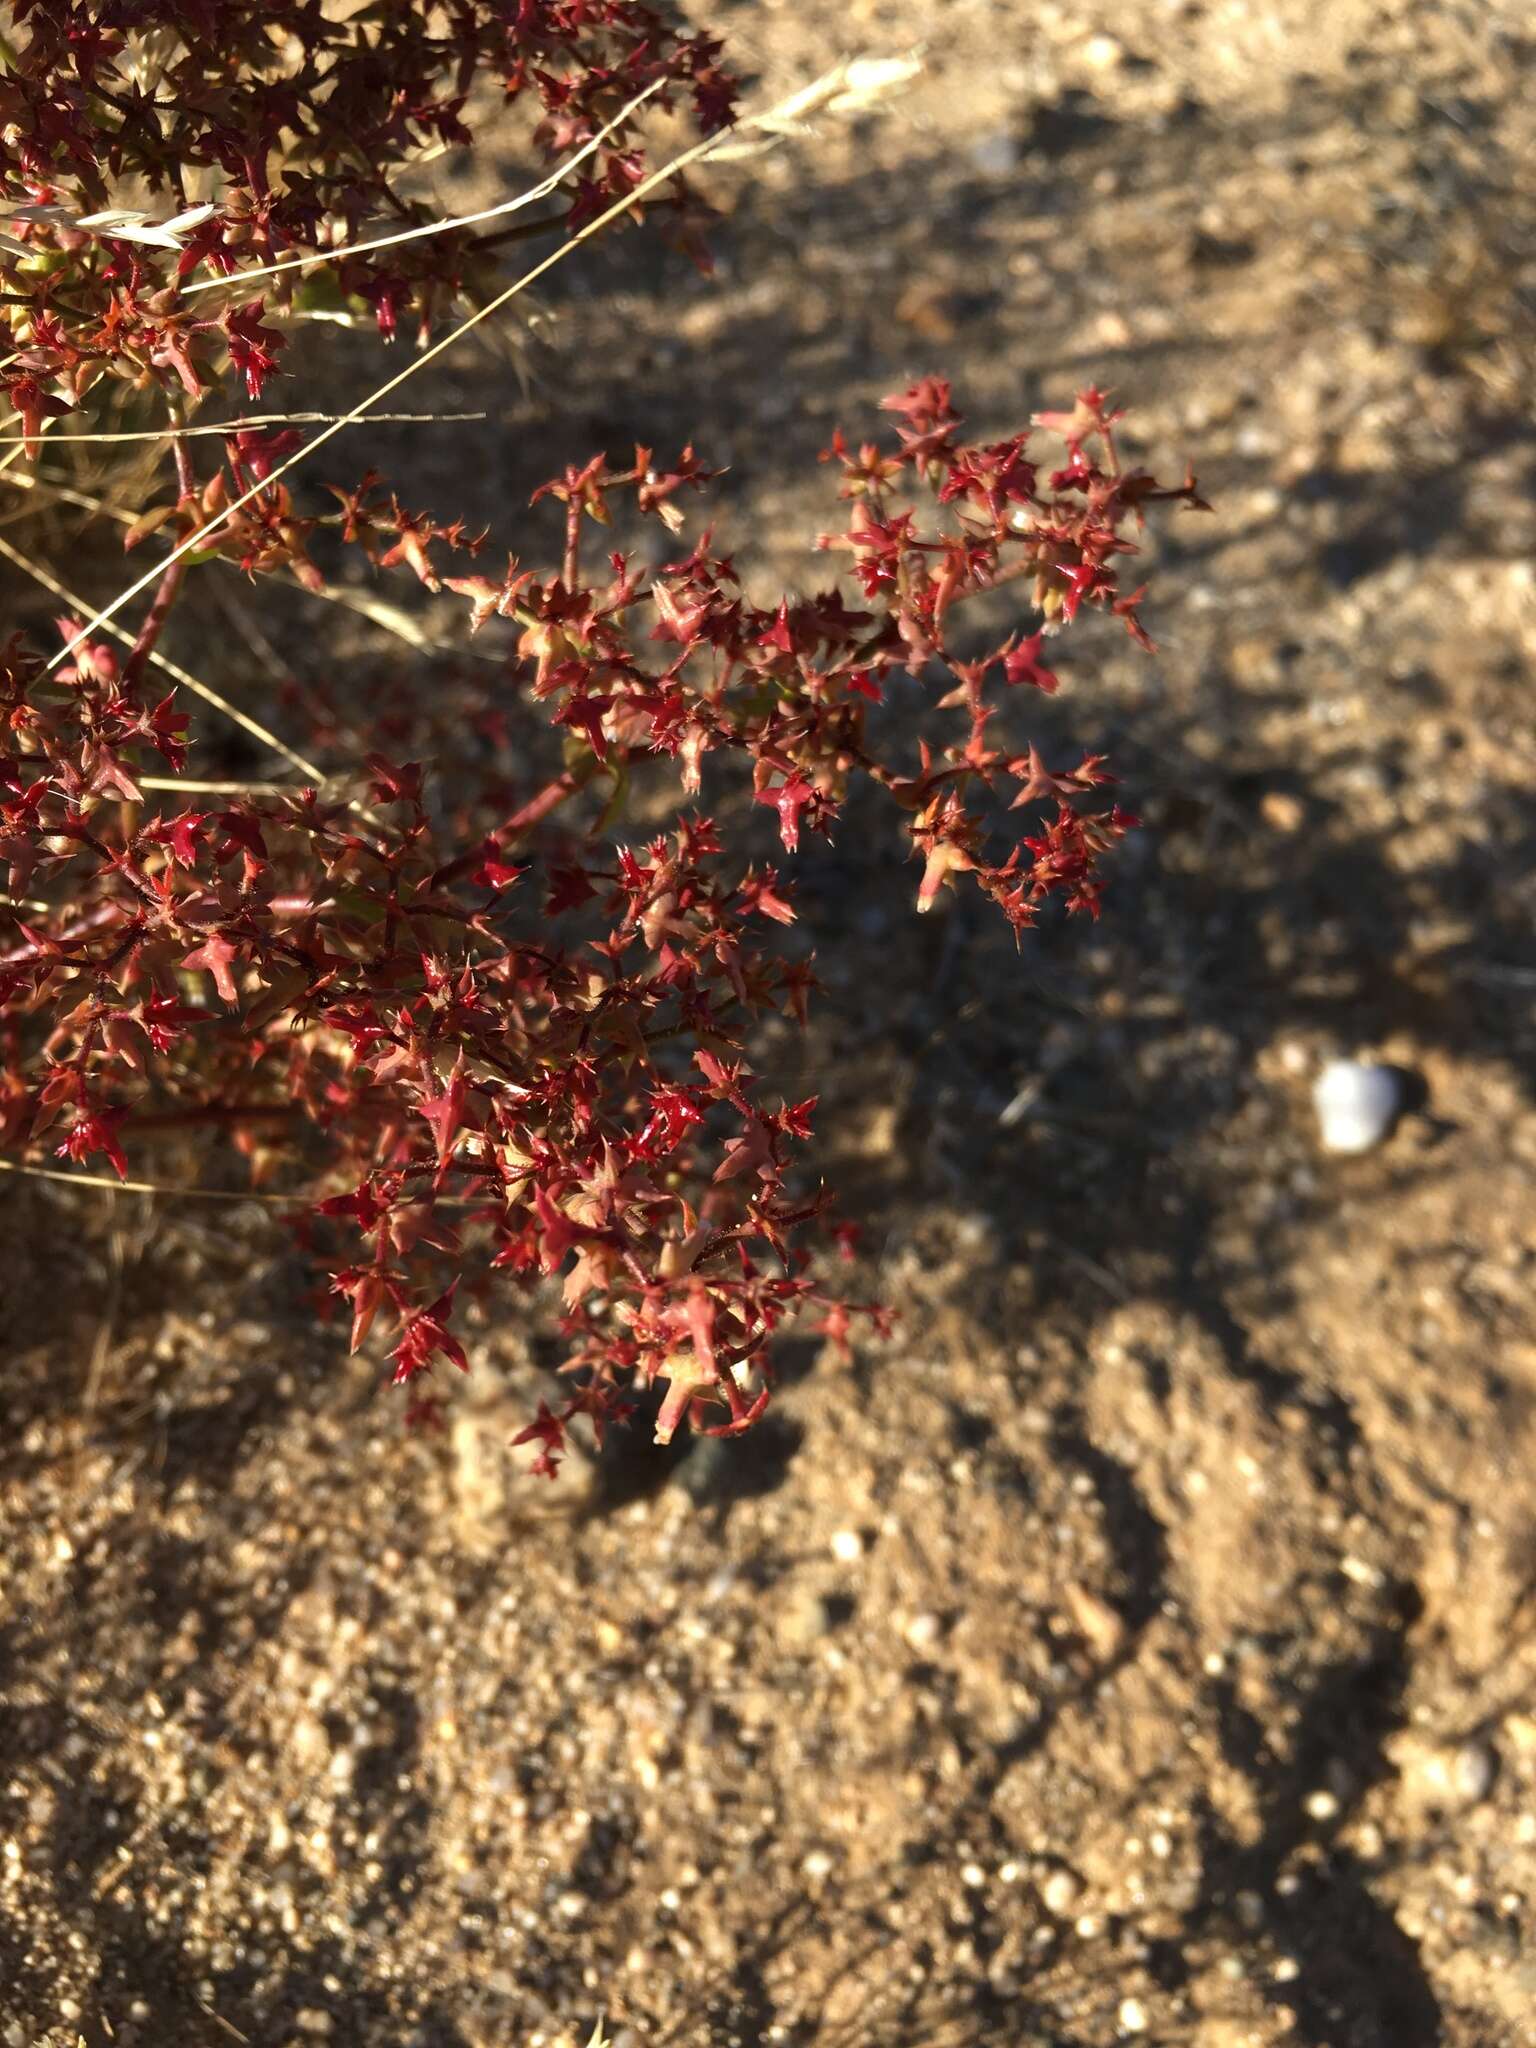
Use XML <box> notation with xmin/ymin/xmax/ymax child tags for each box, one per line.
<box><xmin>122</xmin><ymin>426</ymin><xmax>198</xmax><ymax>688</ymax></box>
<box><xmin>121</xmin><ymin>556</ymin><xmax>187</xmax><ymax>688</ymax></box>
<box><xmin>502</xmin><ymin>771</ymin><xmax>579</xmax><ymax>838</ymax></box>
<box><xmin>563</xmin><ymin>497</ymin><xmax>581</xmax><ymax>591</ymax></box>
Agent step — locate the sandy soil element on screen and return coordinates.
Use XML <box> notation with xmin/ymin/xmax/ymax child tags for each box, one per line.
<box><xmin>5</xmin><ymin>2</ymin><xmax>1536</xmax><ymax>2044</ymax></box>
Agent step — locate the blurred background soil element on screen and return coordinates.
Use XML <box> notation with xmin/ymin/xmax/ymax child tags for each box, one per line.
<box><xmin>5</xmin><ymin>2</ymin><xmax>1536</xmax><ymax>2043</ymax></box>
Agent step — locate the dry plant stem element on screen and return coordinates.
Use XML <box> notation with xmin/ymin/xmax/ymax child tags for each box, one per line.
<box><xmin>138</xmin><ymin>777</ymin><xmax>291</xmax><ymax>793</ymax></box>
<box><xmin>0</xmin><ymin>1156</ymin><xmax>298</xmax><ymax>1202</ymax></box>
<box><xmin>0</xmin><ymin>1153</ymin><xmax>489</xmax><ymax>1207</ymax></box>
<box><xmin>0</xmin><ymin>412</ymin><xmax>489</xmax><ymax>448</ymax></box>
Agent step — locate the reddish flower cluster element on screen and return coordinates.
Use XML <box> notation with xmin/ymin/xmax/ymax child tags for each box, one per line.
<box><xmin>0</xmin><ymin>6</ymin><xmax>1207</xmax><ymax>1467</ymax></box>
<box><xmin>1</xmin><ymin>379</ymin><xmax>1203</xmax><ymax>1461</ymax></box>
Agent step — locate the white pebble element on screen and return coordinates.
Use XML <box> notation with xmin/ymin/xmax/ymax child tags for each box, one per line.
<box><xmin>1304</xmin><ymin>1788</ymin><xmax>1339</xmax><ymax>1821</ymax></box>
<box><xmin>960</xmin><ymin>1861</ymin><xmax>987</xmax><ymax>1889</ymax></box>
<box><xmin>1118</xmin><ymin>1996</ymin><xmax>1148</xmax><ymax>2034</ymax></box>
<box><xmin>802</xmin><ymin>1849</ymin><xmax>835</xmax><ymax>1880</ymax></box>
<box><xmin>903</xmin><ymin>1611</ymin><xmax>943</xmax><ymax>1652</ymax></box>
<box><xmin>1313</xmin><ymin>1059</ymin><xmax>1404</xmax><ymax>1154</ymax></box>
<box><xmin>1454</xmin><ymin>1742</ymin><xmax>1495</xmax><ymax>1803</ymax></box>
<box><xmin>829</xmin><ymin>1529</ymin><xmax>864</xmax><ymax>1564</ymax></box>
<box><xmin>1340</xmin><ymin>1554</ymin><xmax>1384</xmax><ymax>1588</ymax></box>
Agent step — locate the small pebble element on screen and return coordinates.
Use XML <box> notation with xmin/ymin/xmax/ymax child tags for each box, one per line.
<box><xmin>829</xmin><ymin>1529</ymin><xmax>864</xmax><ymax>1565</ymax></box>
<box><xmin>1304</xmin><ymin>1788</ymin><xmax>1340</xmax><ymax>1822</ymax></box>
<box><xmin>969</xmin><ymin>131</ymin><xmax>1018</xmax><ymax>178</ymax></box>
<box><xmin>903</xmin><ymin>1611</ymin><xmax>943</xmax><ymax>1652</ymax></box>
<box><xmin>1340</xmin><ymin>1553</ymin><xmax>1384</xmax><ymax>1588</ymax></box>
<box><xmin>1065</xmin><ymin>1583</ymin><xmax>1125</xmax><ymax>1660</ymax></box>
<box><xmin>1454</xmin><ymin>1742</ymin><xmax>1496</xmax><ymax>1803</ymax></box>
<box><xmin>1260</xmin><ymin>789</ymin><xmax>1305</xmax><ymax>833</ymax></box>
<box><xmin>1117</xmin><ymin>1996</ymin><xmax>1148</xmax><ymax>2034</ymax></box>
<box><xmin>802</xmin><ymin>1849</ymin><xmax>835</xmax><ymax>1881</ymax></box>
<box><xmin>1394</xmin><ymin>1733</ymin><xmax>1496</xmax><ymax>1808</ymax></box>
<box><xmin>1041</xmin><ymin>1868</ymin><xmax>1082</xmax><ymax>1915</ymax></box>
<box><xmin>1313</xmin><ymin>1059</ymin><xmax>1404</xmax><ymax>1154</ymax></box>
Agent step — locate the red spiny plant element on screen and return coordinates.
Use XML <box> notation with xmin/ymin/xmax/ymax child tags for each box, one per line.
<box><xmin>1</xmin><ymin>0</ymin><xmax>732</xmax><ymax>436</ymax></box>
<box><xmin>0</xmin><ymin>7</ymin><xmax>1207</xmax><ymax>1468</ymax></box>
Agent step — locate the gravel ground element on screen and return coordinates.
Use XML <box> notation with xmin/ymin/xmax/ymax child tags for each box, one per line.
<box><xmin>5</xmin><ymin>3</ymin><xmax>1536</xmax><ymax>2044</ymax></box>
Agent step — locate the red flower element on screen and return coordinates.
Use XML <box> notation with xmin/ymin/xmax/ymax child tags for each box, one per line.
<box><xmin>512</xmin><ymin>1398</ymin><xmax>567</xmax><ymax>1480</ymax></box>
<box><xmin>56</xmin><ymin>1104</ymin><xmax>129</xmax><ymax>1181</ymax></box>
<box><xmin>221</xmin><ymin>302</ymin><xmax>286</xmax><ymax>402</ymax></box>
<box><xmin>390</xmin><ymin>1287</ymin><xmax>469</xmax><ymax>1383</ymax></box>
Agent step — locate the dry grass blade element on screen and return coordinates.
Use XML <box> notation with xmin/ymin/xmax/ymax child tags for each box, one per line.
<box><xmin>0</xmin><ymin>531</ymin><xmax>326</xmax><ymax>779</ymax></box>
<box><xmin>179</xmin><ymin>82</ymin><xmax>664</xmax><ymax>295</ymax></box>
<box><xmin>45</xmin><ymin>56</ymin><xmax>922</xmax><ymax>679</ymax></box>
<box><xmin>0</xmin><ymin>1156</ymin><xmax>487</xmax><ymax>1208</ymax></box>
<box><xmin>0</xmin><ymin>1157</ymin><xmax>297</xmax><ymax>1202</ymax></box>
<box><xmin>0</xmin><ymin>468</ymin><xmax>133</xmax><ymax>523</ymax></box>
<box><xmin>703</xmin><ymin>50</ymin><xmax>924</xmax><ymax>158</ymax></box>
<box><xmin>298</xmin><ymin>577</ymin><xmax>500</xmax><ymax>660</ymax></box>
<box><xmin>0</xmin><ymin>410</ymin><xmax>488</xmax><ymax>448</ymax></box>
<box><xmin>2</xmin><ymin>467</ymin><xmax>498</xmax><ymax>662</ymax></box>
<box><xmin>138</xmin><ymin>776</ymin><xmax>293</xmax><ymax>792</ymax></box>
